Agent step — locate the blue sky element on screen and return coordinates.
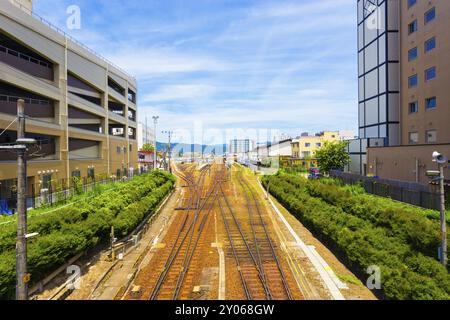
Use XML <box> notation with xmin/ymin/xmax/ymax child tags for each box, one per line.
<box><xmin>34</xmin><ymin>0</ymin><xmax>358</xmax><ymax>143</ymax></box>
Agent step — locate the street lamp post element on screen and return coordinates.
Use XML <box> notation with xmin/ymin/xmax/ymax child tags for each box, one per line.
<box><xmin>152</xmin><ymin>116</ymin><xmax>159</xmax><ymax>170</ymax></box>
<box><xmin>431</xmin><ymin>151</ymin><xmax>448</xmax><ymax>267</ymax></box>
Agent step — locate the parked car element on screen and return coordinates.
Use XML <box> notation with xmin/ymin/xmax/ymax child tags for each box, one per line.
<box><xmin>308</xmin><ymin>167</ymin><xmax>321</xmax><ymax>179</ymax></box>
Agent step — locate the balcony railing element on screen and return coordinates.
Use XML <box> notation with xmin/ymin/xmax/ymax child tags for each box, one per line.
<box><xmin>10</xmin><ymin>0</ymin><xmax>135</xmax><ymax>80</ymax></box>
<box><xmin>0</xmin><ymin>44</ymin><xmax>51</xmax><ymax>68</ymax></box>
<box><xmin>0</xmin><ymin>44</ymin><xmax>54</xmax><ymax>80</ymax></box>
<box><xmin>0</xmin><ymin>140</ymin><xmax>56</xmax><ymax>161</ymax></box>
<box><xmin>0</xmin><ymin>94</ymin><xmax>50</xmax><ymax>106</ymax></box>
<box><xmin>0</xmin><ymin>94</ymin><xmax>54</xmax><ymax>118</ymax></box>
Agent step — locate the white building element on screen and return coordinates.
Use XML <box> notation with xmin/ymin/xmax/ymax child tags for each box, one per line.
<box><xmin>338</xmin><ymin>130</ymin><xmax>356</xmax><ymax>141</ymax></box>
<box><xmin>268</xmin><ymin>139</ymin><xmax>292</xmax><ymax>157</ymax></box>
<box><xmin>229</xmin><ymin>139</ymin><xmax>254</xmax><ymax>155</ymax></box>
<box><xmin>137</xmin><ymin>122</ymin><xmax>155</xmax><ymax>151</ymax></box>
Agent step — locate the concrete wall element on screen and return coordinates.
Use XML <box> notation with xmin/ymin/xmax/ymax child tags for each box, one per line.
<box><xmin>0</xmin><ymin>1</ymin><xmax>138</xmax><ymax>188</ymax></box>
<box><xmin>9</xmin><ymin>0</ymin><xmax>32</xmax><ymax>13</ymax></box>
<box><xmin>367</xmin><ymin>144</ymin><xmax>450</xmax><ymax>185</ymax></box>
<box><xmin>400</xmin><ymin>0</ymin><xmax>450</xmax><ymax>145</ymax></box>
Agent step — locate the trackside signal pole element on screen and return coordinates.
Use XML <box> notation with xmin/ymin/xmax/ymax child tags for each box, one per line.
<box><xmin>0</xmin><ymin>101</ymin><xmax>37</xmax><ymax>300</ymax></box>
<box><xmin>16</xmin><ymin>99</ymin><xmax>28</xmax><ymax>300</ymax></box>
<box><xmin>162</xmin><ymin>131</ymin><xmax>173</xmax><ymax>174</ymax></box>
<box><xmin>153</xmin><ymin>116</ymin><xmax>159</xmax><ymax>170</ymax></box>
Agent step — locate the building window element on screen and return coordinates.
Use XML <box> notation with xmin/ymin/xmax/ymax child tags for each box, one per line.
<box><xmin>408</xmin><ymin>74</ymin><xmax>418</xmax><ymax>88</ymax></box>
<box><xmin>87</xmin><ymin>168</ymin><xmax>95</xmax><ymax>179</ymax></box>
<box><xmin>129</xmin><ymin>144</ymin><xmax>132</xmax><ymax>152</ymax></box>
<box><xmin>117</xmin><ymin>146</ymin><xmax>121</xmax><ymax>154</ymax></box>
<box><xmin>408</xmin><ymin>0</ymin><xmax>417</xmax><ymax>8</ymax></box>
<box><xmin>409</xmin><ymin>132</ymin><xmax>419</xmax><ymax>144</ymax></box>
<box><xmin>425</xmin><ymin>97</ymin><xmax>437</xmax><ymax>109</ymax></box>
<box><xmin>408</xmin><ymin>20</ymin><xmax>417</xmax><ymax>34</ymax></box>
<box><xmin>71</xmin><ymin>170</ymin><xmax>81</xmax><ymax>178</ymax></box>
<box><xmin>305</xmin><ymin>143</ymin><xmax>311</xmax><ymax>147</ymax></box>
<box><xmin>425</xmin><ymin>37</ymin><xmax>436</xmax><ymax>53</ymax></box>
<box><xmin>425</xmin><ymin>7</ymin><xmax>436</xmax><ymax>24</ymax></box>
<box><xmin>408</xmin><ymin>47</ymin><xmax>418</xmax><ymax>61</ymax></box>
<box><xmin>425</xmin><ymin>67</ymin><xmax>436</xmax><ymax>81</ymax></box>
<box><xmin>316</xmin><ymin>143</ymin><xmax>322</xmax><ymax>147</ymax></box>
<box><xmin>42</xmin><ymin>174</ymin><xmax>52</xmax><ymax>190</ymax></box>
<box><xmin>426</xmin><ymin>130</ymin><xmax>437</xmax><ymax>143</ymax></box>
<box><xmin>409</xmin><ymin>101</ymin><xmax>418</xmax><ymax>114</ymax></box>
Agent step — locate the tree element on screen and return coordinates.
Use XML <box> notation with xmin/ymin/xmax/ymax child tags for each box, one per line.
<box><xmin>315</xmin><ymin>141</ymin><xmax>350</xmax><ymax>174</ymax></box>
<box><xmin>140</xmin><ymin>143</ymin><xmax>155</xmax><ymax>153</ymax></box>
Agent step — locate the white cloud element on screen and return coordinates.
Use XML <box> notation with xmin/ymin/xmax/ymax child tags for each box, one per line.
<box><xmin>106</xmin><ymin>48</ymin><xmax>231</xmax><ymax>77</ymax></box>
<box><xmin>34</xmin><ymin>0</ymin><xmax>359</xmax><ymax>137</ymax></box>
<box><xmin>142</xmin><ymin>84</ymin><xmax>217</xmax><ymax>102</ymax></box>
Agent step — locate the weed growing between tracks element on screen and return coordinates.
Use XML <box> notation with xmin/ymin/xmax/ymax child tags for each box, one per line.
<box><xmin>262</xmin><ymin>173</ymin><xmax>450</xmax><ymax>300</ymax></box>
<box><xmin>0</xmin><ymin>171</ymin><xmax>175</xmax><ymax>299</ymax></box>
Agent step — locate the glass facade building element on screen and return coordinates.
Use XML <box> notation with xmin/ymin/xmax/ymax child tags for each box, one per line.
<box><xmin>348</xmin><ymin>0</ymin><xmax>400</xmax><ymax>175</ymax></box>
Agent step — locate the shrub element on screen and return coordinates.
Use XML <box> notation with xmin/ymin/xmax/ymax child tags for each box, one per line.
<box><xmin>0</xmin><ymin>171</ymin><xmax>175</xmax><ymax>299</ymax></box>
<box><xmin>262</xmin><ymin>174</ymin><xmax>450</xmax><ymax>300</ymax></box>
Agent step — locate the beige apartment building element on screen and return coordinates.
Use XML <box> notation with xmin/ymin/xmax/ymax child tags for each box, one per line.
<box><xmin>291</xmin><ymin>131</ymin><xmax>340</xmax><ymax>168</ymax></box>
<box><xmin>350</xmin><ymin>0</ymin><xmax>450</xmax><ymax>184</ymax></box>
<box><xmin>0</xmin><ymin>0</ymin><xmax>138</xmax><ymax>199</ymax></box>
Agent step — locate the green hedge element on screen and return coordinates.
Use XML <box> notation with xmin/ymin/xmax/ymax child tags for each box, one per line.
<box><xmin>0</xmin><ymin>171</ymin><xmax>175</xmax><ymax>299</ymax></box>
<box><xmin>279</xmin><ymin>175</ymin><xmax>441</xmax><ymax>257</ymax></box>
<box><xmin>262</xmin><ymin>174</ymin><xmax>450</xmax><ymax>300</ymax></box>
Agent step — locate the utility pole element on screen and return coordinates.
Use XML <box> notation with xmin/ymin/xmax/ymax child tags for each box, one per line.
<box><xmin>16</xmin><ymin>99</ymin><xmax>28</xmax><ymax>300</ymax></box>
<box><xmin>439</xmin><ymin>164</ymin><xmax>447</xmax><ymax>266</ymax></box>
<box><xmin>145</xmin><ymin>117</ymin><xmax>148</xmax><ymax>145</ymax></box>
<box><xmin>152</xmin><ymin>116</ymin><xmax>159</xmax><ymax>170</ymax></box>
<box><xmin>162</xmin><ymin>131</ymin><xmax>173</xmax><ymax>174</ymax></box>
<box><xmin>16</xmin><ymin>99</ymin><xmax>29</xmax><ymax>300</ymax></box>
<box><xmin>0</xmin><ymin>100</ymin><xmax>37</xmax><ymax>300</ymax></box>
<box><xmin>430</xmin><ymin>151</ymin><xmax>448</xmax><ymax>267</ymax></box>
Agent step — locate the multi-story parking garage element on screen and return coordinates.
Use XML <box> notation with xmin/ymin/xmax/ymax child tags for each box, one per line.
<box><xmin>0</xmin><ymin>0</ymin><xmax>138</xmax><ymax>202</ymax></box>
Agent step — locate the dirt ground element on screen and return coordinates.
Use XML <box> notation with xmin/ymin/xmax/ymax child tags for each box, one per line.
<box><xmin>34</xmin><ymin>162</ymin><xmax>377</xmax><ymax>300</ymax></box>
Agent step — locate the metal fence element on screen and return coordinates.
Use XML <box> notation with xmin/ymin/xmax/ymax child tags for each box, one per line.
<box><xmin>329</xmin><ymin>170</ymin><xmax>447</xmax><ymax>211</ymax></box>
<box><xmin>0</xmin><ymin>168</ymin><xmax>150</xmax><ymax>215</ymax></box>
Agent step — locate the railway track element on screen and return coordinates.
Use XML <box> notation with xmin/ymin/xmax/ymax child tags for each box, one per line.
<box><xmin>148</xmin><ymin>163</ymin><xmax>220</xmax><ymax>300</ymax></box>
<box><xmin>217</xmin><ymin>167</ymin><xmax>293</xmax><ymax>300</ymax></box>
<box><xmin>235</xmin><ymin>168</ymin><xmax>294</xmax><ymax>300</ymax></box>
<box><xmin>136</xmin><ymin>162</ymin><xmax>301</xmax><ymax>300</ymax></box>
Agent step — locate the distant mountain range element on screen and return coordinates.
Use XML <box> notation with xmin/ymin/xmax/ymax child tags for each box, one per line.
<box><xmin>156</xmin><ymin>142</ymin><xmax>228</xmax><ymax>155</ymax></box>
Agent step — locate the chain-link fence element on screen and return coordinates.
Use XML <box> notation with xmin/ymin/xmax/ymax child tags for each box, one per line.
<box><xmin>330</xmin><ymin>170</ymin><xmax>447</xmax><ymax>210</ymax></box>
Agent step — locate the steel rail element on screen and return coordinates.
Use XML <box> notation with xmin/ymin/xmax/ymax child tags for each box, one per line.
<box><xmin>172</xmin><ymin>186</ymin><xmax>222</xmax><ymax>299</ymax></box>
<box><xmin>218</xmin><ymin>180</ymin><xmax>273</xmax><ymax>299</ymax></box>
<box><xmin>217</xmin><ymin>193</ymin><xmax>252</xmax><ymax>300</ymax></box>
<box><xmin>238</xmin><ymin>169</ymin><xmax>294</xmax><ymax>300</ymax></box>
<box><xmin>236</xmin><ymin>172</ymin><xmax>273</xmax><ymax>300</ymax></box>
<box><xmin>148</xmin><ymin>165</ymin><xmax>201</xmax><ymax>299</ymax></box>
<box><xmin>149</xmin><ymin>165</ymin><xmax>217</xmax><ymax>300</ymax></box>
<box><xmin>170</xmin><ymin>165</ymin><xmax>219</xmax><ymax>299</ymax></box>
